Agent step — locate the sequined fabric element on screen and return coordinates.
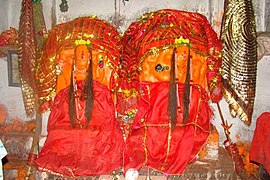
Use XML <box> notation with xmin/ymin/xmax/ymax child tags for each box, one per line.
<box><xmin>18</xmin><ymin>0</ymin><xmax>38</xmax><ymax>117</ymax></box>
<box><xmin>221</xmin><ymin>0</ymin><xmax>257</xmax><ymax>125</ymax></box>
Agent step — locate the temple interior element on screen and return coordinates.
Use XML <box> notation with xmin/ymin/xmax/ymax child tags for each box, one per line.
<box><xmin>0</xmin><ymin>0</ymin><xmax>270</xmax><ymax>179</ymax></box>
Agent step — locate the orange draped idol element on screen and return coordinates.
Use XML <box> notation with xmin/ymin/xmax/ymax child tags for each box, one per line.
<box><xmin>34</xmin><ymin>17</ymin><xmax>124</xmax><ymax>177</ymax></box>
<box><xmin>119</xmin><ymin>9</ymin><xmax>222</xmax><ymax>175</ymax></box>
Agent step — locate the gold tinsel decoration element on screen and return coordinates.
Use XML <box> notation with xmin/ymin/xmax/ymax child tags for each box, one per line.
<box><xmin>221</xmin><ymin>0</ymin><xmax>257</xmax><ymax>126</ymax></box>
<box><xmin>18</xmin><ymin>0</ymin><xmax>38</xmax><ymax>117</ymax></box>
<box><xmin>32</xmin><ymin>1</ymin><xmax>47</xmax><ymax>52</ymax></box>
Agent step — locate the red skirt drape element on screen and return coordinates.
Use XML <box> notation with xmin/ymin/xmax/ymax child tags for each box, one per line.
<box><xmin>35</xmin><ymin>81</ymin><xmax>124</xmax><ymax>177</ymax></box>
<box><xmin>124</xmin><ymin>82</ymin><xmax>212</xmax><ymax>175</ymax></box>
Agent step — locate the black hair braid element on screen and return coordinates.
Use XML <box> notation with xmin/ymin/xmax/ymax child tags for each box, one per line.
<box><xmin>168</xmin><ymin>47</ymin><xmax>177</xmax><ymax>129</ymax></box>
<box><xmin>183</xmin><ymin>47</ymin><xmax>191</xmax><ymax>123</ymax></box>
<box><xmin>84</xmin><ymin>49</ymin><xmax>94</xmax><ymax>125</ymax></box>
<box><xmin>68</xmin><ymin>62</ymin><xmax>76</xmax><ymax>127</ymax></box>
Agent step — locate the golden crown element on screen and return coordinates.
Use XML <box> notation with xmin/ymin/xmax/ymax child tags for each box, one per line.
<box><xmin>74</xmin><ymin>39</ymin><xmax>92</xmax><ymax>46</ymax></box>
<box><xmin>175</xmin><ymin>36</ymin><xmax>191</xmax><ymax>47</ymax></box>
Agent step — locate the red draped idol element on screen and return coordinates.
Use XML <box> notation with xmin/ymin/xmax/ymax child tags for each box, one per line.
<box><xmin>34</xmin><ymin>17</ymin><xmax>124</xmax><ymax>177</ymax></box>
<box><xmin>119</xmin><ymin>9</ymin><xmax>222</xmax><ymax>175</ymax></box>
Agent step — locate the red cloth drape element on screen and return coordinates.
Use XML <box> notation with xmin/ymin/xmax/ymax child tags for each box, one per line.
<box><xmin>35</xmin><ymin>81</ymin><xmax>124</xmax><ymax>177</ymax></box>
<box><xmin>250</xmin><ymin>112</ymin><xmax>270</xmax><ymax>174</ymax></box>
<box><xmin>124</xmin><ymin>82</ymin><xmax>212</xmax><ymax>175</ymax></box>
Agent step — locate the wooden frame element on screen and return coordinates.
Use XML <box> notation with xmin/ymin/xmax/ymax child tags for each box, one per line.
<box><xmin>7</xmin><ymin>50</ymin><xmax>21</xmax><ymax>87</ymax></box>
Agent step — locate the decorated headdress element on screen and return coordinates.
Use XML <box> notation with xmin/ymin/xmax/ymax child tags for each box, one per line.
<box><xmin>122</xmin><ymin>9</ymin><xmax>222</xmax><ymax>100</ymax></box>
<box><xmin>36</xmin><ymin>16</ymin><xmax>121</xmax><ymax>113</ymax></box>
<box><xmin>120</xmin><ymin>9</ymin><xmax>222</xmax><ymax>126</ymax></box>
